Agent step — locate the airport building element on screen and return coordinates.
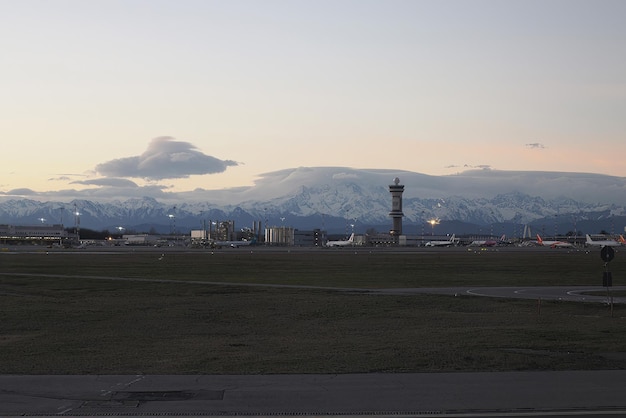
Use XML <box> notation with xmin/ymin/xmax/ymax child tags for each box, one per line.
<box><xmin>293</xmin><ymin>229</ymin><xmax>325</xmax><ymax>246</ymax></box>
<box><xmin>265</xmin><ymin>226</ymin><xmax>295</xmax><ymax>246</ymax></box>
<box><xmin>0</xmin><ymin>224</ymin><xmax>69</xmax><ymax>243</ymax></box>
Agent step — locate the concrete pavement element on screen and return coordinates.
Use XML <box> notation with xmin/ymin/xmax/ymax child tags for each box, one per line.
<box><xmin>2</xmin><ymin>371</ymin><xmax>626</xmax><ymax>416</ymax></box>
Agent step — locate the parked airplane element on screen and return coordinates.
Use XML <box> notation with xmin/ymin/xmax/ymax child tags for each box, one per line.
<box><xmin>469</xmin><ymin>234</ymin><xmax>506</xmax><ymax>247</ymax></box>
<box><xmin>425</xmin><ymin>234</ymin><xmax>457</xmax><ymax>247</ymax></box>
<box><xmin>326</xmin><ymin>233</ymin><xmax>355</xmax><ymax>247</ymax></box>
<box><xmin>536</xmin><ymin>234</ymin><xmax>574</xmax><ymax>248</ymax></box>
<box><xmin>212</xmin><ymin>238</ymin><xmax>257</xmax><ymax>248</ymax></box>
<box><xmin>585</xmin><ymin>234</ymin><xmax>622</xmax><ymax>247</ymax></box>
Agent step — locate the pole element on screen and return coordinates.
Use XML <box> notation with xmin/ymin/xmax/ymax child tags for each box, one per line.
<box><xmin>604</xmin><ymin>262</ymin><xmax>614</xmax><ymax>318</ymax></box>
<box><xmin>537</xmin><ymin>298</ymin><xmax>541</xmax><ymax>316</ymax></box>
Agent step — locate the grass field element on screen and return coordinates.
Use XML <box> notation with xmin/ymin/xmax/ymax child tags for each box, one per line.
<box><xmin>1</xmin><ymin>247</ymin><xmax>625</xmax><ymax>374</ymax></box>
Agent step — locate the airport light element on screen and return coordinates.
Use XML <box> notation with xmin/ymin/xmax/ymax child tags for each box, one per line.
<box><xmin>73</xmin><ymin>208</ymin><xmax>81</xmax><ymax>242</ymax></box>
<box><xmin>168</xmin><ymin>214</ymin><xmax>175</xmax><ymax>235</ymax></box>
<box><xmin>428</xmin><ymin>218</ymin><xmax>440</xmax><ymax>235</ymax></box>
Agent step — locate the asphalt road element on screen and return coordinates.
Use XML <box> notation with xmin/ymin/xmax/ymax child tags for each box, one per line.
<box><xmin>4</xmin><ymin>269</ymin><xmax>625</xmax><ymax>305</ymax></box>
<box><xmin>375</xmin><ymin>285</ymin><xmax>626</xmax><ymax>304</ymax></box>
<box><xmin>2</xmin><ymin>371</ymin><xmax>626</xmax><ymax>417</ymax></box>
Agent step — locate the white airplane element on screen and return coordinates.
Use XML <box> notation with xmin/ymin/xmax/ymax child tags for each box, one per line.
<box><xmin>212</xmin><ymin>238</ymin><xmax>256</xmax><ymax>248</ymax></box>
<box><xmin>425</xmin><ymin>234</ymin><xmax>457</xmax><ymax>247</ymax></box>
<box><xmin>326</xmin><ymin>233</ymin><xmax>355</xmax><ymax>247</ymax></box>
<box><xmin>536</xmin><ymin>234</ymin><xmax>574</xmax><ymax>248</ymax></box>
<box><xmin>585</xmin><ymin>234</ymin><xmax>622</xmax><ymax>247</ymax></box>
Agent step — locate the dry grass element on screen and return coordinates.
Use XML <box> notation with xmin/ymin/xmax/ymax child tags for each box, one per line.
<box><xmin>0</xmin><ymin>248</ymin><xmax>624</xmax><ymax>374</ymax></box>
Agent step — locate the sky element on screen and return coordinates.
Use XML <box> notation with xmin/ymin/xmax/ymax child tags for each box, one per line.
<box><xmin>2</xmin><ymin>0</ymin><xmax>625</xmax><ymax>202</ymax></box>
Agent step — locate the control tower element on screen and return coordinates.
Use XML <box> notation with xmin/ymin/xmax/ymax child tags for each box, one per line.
<box><xmin>388</xmin><ymin>177</ymin><xmax>405</xmax><ymax>240</ymax></box>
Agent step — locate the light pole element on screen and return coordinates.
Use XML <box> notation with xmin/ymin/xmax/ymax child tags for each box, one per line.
<box><xmin>168</xmin><ymin>214</ymin><xmax>175</xmax><ymax>235</ymax></box>
<box><xmin>428</xmin><ymin>218</ymin><xmax>439</xmax><ymax>235</ymax></box>
<box><xmin>74</xmin><ymin>207</ymin><xmax>80</xmax><ymax>243</ymax></box>
<box><xmin>264</xmin><ymin>208</ymin><xmax>268</xmax><ymax>246</ymax></box>
<box><xmin>554</xmin><ymin>215</ymin><xmax>559</xmax><ymax>240</ymax></box>
<box><xmin>169</xmin><ymin>206</ymin><xmax>177</xmax><ymax>237</ymax></box>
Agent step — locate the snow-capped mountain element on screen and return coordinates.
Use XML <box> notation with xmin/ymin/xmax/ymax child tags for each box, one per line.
<box><xmin>1</xmin><ymin>167</ymin><xmax>625</xmax><ymax>235</ymax></box>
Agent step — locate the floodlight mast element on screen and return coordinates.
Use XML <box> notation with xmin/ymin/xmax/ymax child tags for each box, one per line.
<box><xmin>168</xmin><ymin>206</ymin><xmax>177</xmax><ymax>236</ymax></box>
<box><xmin>168</xmin><ymin>214</ymin><xmax>175</xmax><ymax>235</ymax></box>
<box><xmin>428</xmin><ymin>218</ymin><xmax>440</xmax><ymax>235</ymax></box>
<box><xmin>73</xmin><ymin>204</ymin><xmax>80</xmax><ymax>242</ymax></box>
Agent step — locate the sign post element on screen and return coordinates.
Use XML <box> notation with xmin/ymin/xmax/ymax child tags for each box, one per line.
<box><xmin>600</xmin><ymin>246</ymin><xmax>615</xmax><ymax>317</ymax></box>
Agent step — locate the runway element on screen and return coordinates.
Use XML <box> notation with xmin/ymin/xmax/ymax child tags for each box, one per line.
<box><xmin>375</xmin><ymin>285</ymin><xmax>626</xmax><ymax>304</ymax></box>
<box><xmin>2</xmin><ymin>266</ymin><xmax>625</xmax><ymax>305</ymax></box>
<box><xmin>2</xmin><ymin>371</ymin><xmax>626</xmax><ymax>417</ymax></box>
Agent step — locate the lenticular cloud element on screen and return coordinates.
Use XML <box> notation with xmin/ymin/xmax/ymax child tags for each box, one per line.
<box><xmin>95</xmin><ymin>137</ymin><xmax>238</xmax><ymax>180</ymax></box>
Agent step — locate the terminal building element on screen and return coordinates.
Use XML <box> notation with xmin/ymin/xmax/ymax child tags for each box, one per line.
<box><xmin>0</xmin><ymin>224</ymin><xmax>69</xmax><ymax>243</ymax></box>
<box><xmin>265</xmin><ymin>226</ymin><xmax>295</xmax><ymax>246</ymax></box>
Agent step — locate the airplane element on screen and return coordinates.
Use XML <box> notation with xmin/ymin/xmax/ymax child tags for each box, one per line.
<box><xmin>212</xmin><ymin>238</ymin><xmax>257</xmax><ymax>248</ymax></box>
<box><xmin>469</xmin><ymin>234</ymin><xmax>506</xmax><ymax>247</ymax></box>
<box><xmin>585</xmin><ymin>234</ymin><xmax>622</xmax><ymax>247</ymax></box>
<box><xmin>536</xmin><ymin>234</ymin><xmax>574</xmax><ymax>248</ymax></box>
<box><xmin>425</xmin><ymin>234</ymin><xmax>457</xmax><ymax>247</ymax></box>
<box><xmin>325</xmin><ymin>233</ymin><xmax>355</xmax><ymax>247</ymax></box>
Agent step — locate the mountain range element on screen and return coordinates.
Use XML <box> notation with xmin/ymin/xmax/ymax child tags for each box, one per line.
<box><xmin>1</xmin><ymin>167</ymin><xmax>625</xmax><ymax>237</ymax></box>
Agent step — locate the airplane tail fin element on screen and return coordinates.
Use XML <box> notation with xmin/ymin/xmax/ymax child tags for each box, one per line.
<box><xmin>500</xmin><ymin>234</ymin><xmax>506</xmax><ymax>241</ymax></box>
<box><xmin>536</xmin><ymin>234</ymin><xmax>543</xmax><ymax>244</ymax></box>
<box><xmin>586</xmin><ymin>234</ymin><xmax>593</xmax><ymax>243</ymax></box>
<box><xmin>619</xmin><ymin>235</ymin><xmax>626</xmax><ymax>244</ymax></box>
<box><xmin>348</xmin><ymin>233</ymin><xmax>355</xmax><ymax>242</ymax></box>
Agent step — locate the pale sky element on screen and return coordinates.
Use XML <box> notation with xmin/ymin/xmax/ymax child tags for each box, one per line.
<box><xmin>2</xmin><ymin>0</ymin><xmax>625</xmax><ymax>201</ymax></box>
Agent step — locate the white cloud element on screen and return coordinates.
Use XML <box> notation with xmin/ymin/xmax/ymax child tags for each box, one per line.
<box><xmin>48</xmin><ymin>176</ymin><xmax>73</xmax><ymax>182</ymax></box>
<box><xmin>4</xmin><ymin>188</ymin><xmax>37</xmax><ymax>196</ymax></box>
<box><xmin>332</xmin><ymin>172</ymin><xmax>360</xmax><ymax>180</ymax></box>
<box><xmin>95</xmin><ymin>137</ymin><xmax>238</xmax><ymax>180</ymax></box>
<box><xmin>70</xmin><ymin>178</ymin><xmax>139</xmax><ymax>187</ymax></box>
<box><xmin>462</xmin><ymin>164</ymin><xmax>492</xmax><ymax>170</ymax></box>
